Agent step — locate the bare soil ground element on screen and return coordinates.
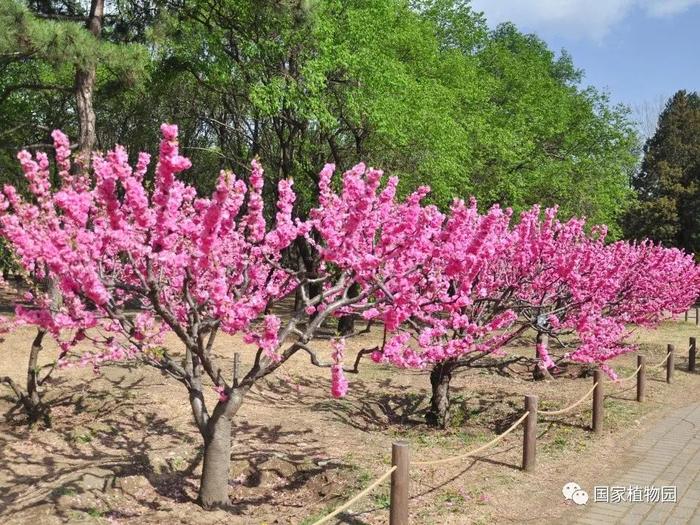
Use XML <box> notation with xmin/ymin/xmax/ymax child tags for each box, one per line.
<box><xmin>1</xmin><ymin>316</ymin><xmax>699</xmax><ymax>525</ymax></box>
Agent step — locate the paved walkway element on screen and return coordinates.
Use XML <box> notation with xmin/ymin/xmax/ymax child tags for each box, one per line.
<box><xmin>575</xmin><ymin>402</ymin><xmax>700</xmax><ymax>525</ymax></box>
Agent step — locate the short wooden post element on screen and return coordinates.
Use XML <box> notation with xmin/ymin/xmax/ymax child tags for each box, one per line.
<box><xmin>666</xmin><ymin>344</ymin><xmax>674</xmax><ymax>384</ymax></box>
<box><xmin>696</xmin><ymin>307</ymin><xmax>699</xmax><ymax>326</ymax></box>
<box><xmin>522</xmin><ymin>395</ymin><xmax>538</xmax><ymax>472</ymax></box>
<box><xmin>592</xmin><ymin>370</ymin><xmax>603</xmax><ymax>434</ymax></box>
<box><xmin>636</xmin><ymin>355</ymin><xmax>646</xmax><ymax>402</ymax></box>
<box><xmin>689</xmin><ymin>337</ymin><xmax>697</xmax><ymax>373</ymax></box>
<box><xmin>390</xmin><ymin>441</ymin><xmax>409</xmax><ymax>525</ymax></box>
<box><xmin>233</xmin><ymin>352</ymin><xmax>241</xmax><ymax>386</ymax></box>
<box><xmin>685</xmin><ymin>310</ymin><xmax>689</xmax><ymax>322</ymax></box>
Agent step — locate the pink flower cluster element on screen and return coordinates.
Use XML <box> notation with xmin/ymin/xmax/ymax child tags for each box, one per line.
<box><xmin>1</xmin><ymin>124</ymin><xmax>698</xmax><ymax>394</ymax></box>
<box><xmin>0</xmin><ymin>124</ymin><xmax>303</xmax><ymax>368</ymax></box>
<box><xmin>330</xmin><ymin>338</ymin><xmax>348</xmax><ymax>398</ymax></box>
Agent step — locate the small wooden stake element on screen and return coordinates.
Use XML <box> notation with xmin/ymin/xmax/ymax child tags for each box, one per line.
<box><xmin>233</xmin><ymin>352</ymin><xmax>241</xmax><ymax>386</ymax></box>
<box><xmin>592</xmin><ymin>370</ymin><xmax>603</xmax><ymax>434</ymax></box>
<box><xmin>522</xmin><ymin>395</ymin><xmax>538</xmax><ymax>472</ymax></box>
<box><xmin>636</xmin><ymin>355</ymin><xmax>646</xmax><ymax>402</ymax></box>
<box><xmin>689</xmin><ymin>337</ymin><xmax>696</xmax><ymax>373</ymax></box>
<box><xmin>666</xmin><ymin>344</ymin><xmax>674</xmax><ymax>384</ymax></box>
<box><xmin>390</xmin><ymin>441</ymin><xmax>409</xmax><ymax>525</ymax></box>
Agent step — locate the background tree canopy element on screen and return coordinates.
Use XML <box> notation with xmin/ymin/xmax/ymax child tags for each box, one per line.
<box><xmin>1</xmin><ymin>0</ymin><xmax>639</xmax><ymax>236</ymax></box>
<box><xmin>624</xmin><ymin>90</ymin><xmax>700</xmax><ymax>256</ymax></box>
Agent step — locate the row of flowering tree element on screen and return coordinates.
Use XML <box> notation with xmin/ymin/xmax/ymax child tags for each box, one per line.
<box><xmin>1</xmin><ymin>125</ymin><xmax>698</xmax><ymax>507</ymax></box>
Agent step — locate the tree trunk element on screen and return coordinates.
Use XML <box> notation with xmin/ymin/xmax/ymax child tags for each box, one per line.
<box><xmin>74</xmin><ymin>0</ymin><xmax>103</xmax><ymax>172</ymax></box>
<box><xmin>337</xmin><ymin>282</ymin><xmax>360</xmax><ymax>335</ymax></box>
<box><xmin>426</xmin><ymin>361</ymin><xmax>455</xmax><ymax>428</ymax></box>
<box><xmin>199</xmin><ymin>413</ymin><xmax>233</xmax><ymax>509</ymax></box>
<box><xmin>1</xmin><ymin>328</ymin><xmax>49</xmax><ymax>424</ymax></box>
<box><xmin>196</xmin><ymin>388</ymin><xmax>247</xmax><ymax>509</ymax></box>
<box><xmin>26</xmin><ymin>328</ymin><xmax>48</xmax><ymax>423</ymax></box>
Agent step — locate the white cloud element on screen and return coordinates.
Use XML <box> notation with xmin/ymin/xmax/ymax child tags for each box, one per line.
<box><xmin>645</xmin><ymin>0</ymin><xmax>700</xmax><ymax>16</ymax></box>
<box><xmin>470</xmin><ymin>0</ymin><xmax>700</xmax><ymax>41</ymax></box>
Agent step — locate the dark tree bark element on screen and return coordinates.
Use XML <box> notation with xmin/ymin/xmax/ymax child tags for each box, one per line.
<box><xmin>337</xmin><ymin>282</ymin><xmax>360</xmax><ymax>335</ymax></box>
<box><xmin>426</xmin><ymin>360</ymin><xmax>456</xmax><ymax>428</ymax></box>
<box><xmin>25</xmin><ymin>328</ymin><xmax>48</xmax><ymax>422</ymax></box>
<box><xmin>295</xmin><ymin>237</ymin><xmax>322</xmax><ymax>318</ymax></box>
<box><xmin>74</xmin><ymin>0</ymin><xmax>104</xmax><ymax>172</ymax></box>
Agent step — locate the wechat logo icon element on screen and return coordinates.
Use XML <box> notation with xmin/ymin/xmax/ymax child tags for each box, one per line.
<box><xmin>563</xmin><ymin>482</ymin><xmax>589</xmax><ymax>505</ymax></box>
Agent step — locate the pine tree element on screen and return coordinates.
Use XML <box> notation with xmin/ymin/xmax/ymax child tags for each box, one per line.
<box><xmin>625</xmin><ymin>90</ymin><xmax>700</xmax><ymax>255</ymax></box>
<box><xmin>0</xmin><ymin>0</ymin><xmax>147</xmax><ymax>170</ymax></box>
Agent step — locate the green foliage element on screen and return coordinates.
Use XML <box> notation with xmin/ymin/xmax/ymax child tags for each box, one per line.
<box><xmin>1</xmin><ymin>0</ymin><xmax>639</xmax><ymax>235</ymax></box>
<box><xmin>624</xmin><ymin>90</ymin><xmax>700</xmax><ymax>254</ymax></box>
<box><xmin>0</xmin><ymin>0</ymin><xmax>147</xmax><ymax>178</ymax></box>
<box><xmin>129</xmin><ymin>0</ymin><xmax>636</xmax><ymax>229</ymax></box>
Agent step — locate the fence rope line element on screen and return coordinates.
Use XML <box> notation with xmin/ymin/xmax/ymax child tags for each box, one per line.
<box><xmin>539</xmin><ymin>382</ymin><xmax>599</xmax><ymax>416</ymax></box>
<box><xmin>310</xmin><ymin>465</ymin><xmax>397</xmax><ymax>525</ymax></box>
<box><xmin>649</xmin><ymin>351</ymin><xmax>672</xmax><ymax>371</ymax></box>
<box><xmin>615</xmin><ymin>363</ymin><xmax>643</xmax><ymax>384</ymax></box>
<box><xmin>413</xmin><ymin>411</ymin><xmax>530</xmax><ymax>467</ymax></box>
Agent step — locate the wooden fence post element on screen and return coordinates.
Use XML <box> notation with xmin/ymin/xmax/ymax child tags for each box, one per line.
<box><xmin>233</xmin><ymin>352</ymin><xmax>241</xmax><ymax>386</ymax></box>
<box><xmin>696</xmin><ymin>307</ymin><xmax>699</xmax><ymax>326</ymax></box>
<box><xmin>666</xmin><ymin>344</ymin><xmax>674</xmax><ymax>384</ymax></box>
<box><xmin>522</xmin><ymin>395</ymin><xmax>538</xmax><ymax>472</ymax></box>
<box><xmin>390</xmin><ymin>441</ymin><xmax>409</xmax><ymax>525</ymax></box>
<box><xmin>685</xmin><ymin>310</ymin><xmax>689</xmax><ymax>322</ymax></box>
<box><xmin>689</xmin><ymin>337</ymin><xmax>697</xmax><ymax>373</ymax></box>
<box><xmin>592</xmin><ymin>370</ymin><xmax>603</xmax><ymax>434</ymax></box>
<box><xmin>636</xmin><ymin>355</ymin><xmax>646</xmax><ymax>402</ymax></box>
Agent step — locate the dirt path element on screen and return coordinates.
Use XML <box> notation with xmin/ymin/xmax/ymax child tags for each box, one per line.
<box><xmin>0</xmin><ymin>320</ymin><xmax>699</xmax><ymax>524</ymax></box>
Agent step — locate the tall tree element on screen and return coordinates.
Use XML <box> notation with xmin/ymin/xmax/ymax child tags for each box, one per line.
<box><xmin>625</xmin><ymin>90</ymin><xmax>700</xmax><ymax>254</ymax></box>
<box><xmin>74</xmin><ymin>0</ymin><xmax>104</xmax><ymax>170</ymax></box>
<box><xmin>0</xmin><ymin>0</ymin><xmax>147</xmax><ymax>173</ymax></box>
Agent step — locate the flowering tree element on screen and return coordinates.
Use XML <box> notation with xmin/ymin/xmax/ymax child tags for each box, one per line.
<box><xmin>501</xmin><ymin>206</ymin><xmax>700</xmax><ymax>380</ymax></box>
<box><xmin>0</xmin><ymin>125</ymin><xmax>450</xmax><ymax>508</ymax></box>
<box><xmin>367</xmin><ymin>202</ymin><xmax>700</xmax><ymax>426</ymax></box>
<box><xmin>359</xmin><ymin>198</ymin><xmax>529</xmax><ymax>427</ymax></box>
<box><xmin>0</xmin><ymin>130</ymin><xmax>71</xmax><ymax>425</ymax></box>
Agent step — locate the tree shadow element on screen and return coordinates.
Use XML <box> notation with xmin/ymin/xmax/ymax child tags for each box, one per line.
<box><xmin>0</xmin><ymin>363</ymin><xmax>341</xmax><ymax>522</ymax></box>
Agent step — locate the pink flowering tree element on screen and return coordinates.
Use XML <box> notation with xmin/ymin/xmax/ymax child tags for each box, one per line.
<box><xmin>0</xmin><ymin>130</ymin><xmax>72</xmax><ymax>425</ymax></box>
<box><xmin>364</xmin><ymin>201</ymin><xmax>700</xmax><ymax>427</ymax></box>
<box><xmin>355</xmin><ymin>198</ymin><xmax>535</xmax><ymax>427</ymax></box>
<box><xmin>500</xmin><ymin>206</ymin><xmax>700</xmax><ymax>380</ymax></box>
<box><xmin>0</xmin><ymin>125</ymin><xmax>450</xmax><ymax>508</ymax></box>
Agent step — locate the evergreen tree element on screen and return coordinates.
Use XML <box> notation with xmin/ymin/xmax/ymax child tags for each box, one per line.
<box><xmin>625</xmin><ymin>90</ymin><xmax>700</xmax><ymax>255</ymax></box>
<box><xmin>0</xmin><ymin>0</ymin><xmax>147</xmax><ymax>174</ymax></box>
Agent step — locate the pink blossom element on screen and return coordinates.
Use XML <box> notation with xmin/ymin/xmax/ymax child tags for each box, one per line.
<box><xmin>330</xmin><ymin>339</ymin><xmax>348</xmax><ymax>398</ymax></box>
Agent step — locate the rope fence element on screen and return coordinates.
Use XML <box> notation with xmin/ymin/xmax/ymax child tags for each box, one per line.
<box><xmin>539</xmin><ymin>383</ymin><xmax>598</xmax><ymax>416</ymax></box>
<box><xmin>648</xmin><ymin>350</ymin><xmax>671</xmax><ymax>370</ymax></box>
<box><xmin>307</xmin><ymin>336</ymin><xmax>698</xmax><ymax>524</ymax></box>
<box><xmin>615</xmin><ymin>363</ymin><xmax>643</xmax><ymax>383</ymax></box>
<box><xmin>311</xmin><ymin>466</ymin><xmax>397</xmax><ymax>525</ymax></box>
<box><xmin>413</xmin><ymin>411</ymin><xmax>530</xmax><ymax>466</ymax></box>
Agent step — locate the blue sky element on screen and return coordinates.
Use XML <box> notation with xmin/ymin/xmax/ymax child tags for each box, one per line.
<box><xmin>470</xmin><ymin>0</ymin><xmax>700</xmax><ymax>135</ymax></box>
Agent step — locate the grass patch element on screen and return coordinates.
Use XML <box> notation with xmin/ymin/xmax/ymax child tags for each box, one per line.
<box><xmin>51</xmin><ymin>486</ymin><xmax>77</xmax><ymax>498</ymax></box>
